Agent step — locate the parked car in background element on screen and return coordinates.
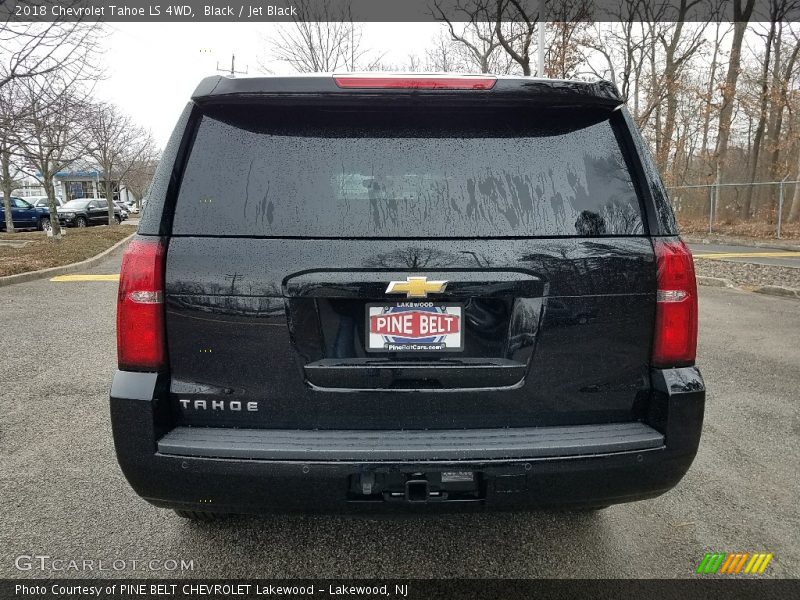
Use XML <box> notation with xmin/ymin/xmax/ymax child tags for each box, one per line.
<box><xmin>114</xmin><ymin>201</ymin><xmax>130</xmax><ymax>220</ymax></box>
<box><xmin>28</xmin><ymin>196</ymin><xmax>66</xmax><ymax>209</ymax></box>
<box><xmin>57</xmin><ymin>198</ymin><xmax>121</xmax><ymax>228</ymax></box>
<box><xmin>124</xmin><ymin>201</ymin><xmax>139</xmax><ymax>214</ymax></box>
<box><xmin>0</xmin><ymin>197</ymin><xmax>52</xmax><ymax>231</ymax></box>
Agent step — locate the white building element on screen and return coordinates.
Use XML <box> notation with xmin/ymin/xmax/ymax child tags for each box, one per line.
<box><xmin>13</xmin><ymin>170</ymin><xmax>139</xmax><ymax>205</ymax></box>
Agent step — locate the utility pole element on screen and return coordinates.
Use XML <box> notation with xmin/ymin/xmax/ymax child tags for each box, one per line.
<box><xmin>217</xmin><ymin>54</ymin><xmax>249</xmax><ymax>77</ymax></box>
<box><xmin>537</xmin><ymin>0</ymin><xmax>545</xmax><ymax>77</ymax></box>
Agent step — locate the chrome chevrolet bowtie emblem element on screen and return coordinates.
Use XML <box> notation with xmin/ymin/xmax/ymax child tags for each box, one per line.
<box><xmin>385</xmin><ymin>276</ymin><xmax>448</xmax><ymax>299</ymax></box>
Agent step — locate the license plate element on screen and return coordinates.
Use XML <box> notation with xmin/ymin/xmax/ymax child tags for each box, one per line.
<box><xmin>366</xmin><ymin>303</ymin><xmax>463</xmax><ymax>352</ymax></box>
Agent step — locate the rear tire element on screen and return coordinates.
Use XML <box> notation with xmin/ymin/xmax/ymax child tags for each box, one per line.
<box><xmin>39</xmin><ymin>218</ymin><xmax>51</xmax><ymax>232</ymax></box>
<box><xmin>174</xmin><ymin>509</ymin><xmax>225</xmax><ymax>522</ymax></box>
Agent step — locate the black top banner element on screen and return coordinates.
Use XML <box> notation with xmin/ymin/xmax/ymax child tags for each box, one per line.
<box><xmin>2</xmin><ymin>0</ymin><xmax>800</xmax><ymax>23</ymax></box>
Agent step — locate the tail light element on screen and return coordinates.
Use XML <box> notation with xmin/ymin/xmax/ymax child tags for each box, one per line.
<box><xmin>333</xmin><ymin>75</ymin><xmax>497</xmax><ymax>90</ymax></box>
<box><xmin>652</xmin><ymin>239</ymin><xmax>698</xmax><ymax>368</ymax></box>
<box><xmin>117</xmin><ymin>237</ymin><xmax>166</xmax><ymax>371</ymax></box>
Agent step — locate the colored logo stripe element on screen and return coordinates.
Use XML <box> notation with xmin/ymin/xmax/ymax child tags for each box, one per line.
<box><xmin>697</xmin><ymin>552</ymin><xmax>773</xmax><ymax>574</ymax></box>
<box><xmin>697</xmin><ymin>553</ymin><xmax>725</xmax><ymax>574</ymax></box>
<box><xmin>745</xmin><ymin>553</ymin><xmax>773</xmax><ymax>574</ymax></box>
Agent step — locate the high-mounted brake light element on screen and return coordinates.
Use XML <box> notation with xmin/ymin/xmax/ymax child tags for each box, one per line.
<box><xmin>333</xmin><ymin>75</ymin><xmax>497</xmax><ymax>90</ymax></box>
<box><xmin>117</xmin><ymin>237</ymin><xmax>167</xmax><ymax>371</ymax></box>
<box><xmin>652</xmin><ymin>239</ymin><xmax>698</xmax><ymax>368</ymax></box>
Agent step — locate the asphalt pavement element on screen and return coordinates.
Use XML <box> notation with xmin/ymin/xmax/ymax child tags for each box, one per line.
<box><xmin>1</xmin><ymin>247</ymin><xmax>798</xmax><ymax>579</ymax></box>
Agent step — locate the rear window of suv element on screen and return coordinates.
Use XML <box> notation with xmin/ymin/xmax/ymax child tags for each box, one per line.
<box><xmin>172</xmin><ymin>105</ymin><xmax>644</xmax><ymax>238</ymax></box>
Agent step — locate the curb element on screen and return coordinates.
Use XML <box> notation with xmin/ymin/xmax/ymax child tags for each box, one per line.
<box><xmin>697</xmin><ymin>276</ymin><xmax>799</xmax><ymax>300</ymax></box>
<box><xmin>696</xmin><ymin>276</ymin><xmax>734</xmax><ymax>288</ymax></box>
<box><xmin>0</xmin><ymin>233</ymin><xmax>135</xmax><ymax>288</ymax></box>
<box><xmin>751</xmin><ymin>285</ymin><xmax>800</xmax><ymax>299</ymax></box>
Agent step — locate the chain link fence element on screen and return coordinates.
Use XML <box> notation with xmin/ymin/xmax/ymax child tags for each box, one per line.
<box><xmin>666</xmin><ymin>180</ymin><xmax>800</xmax><ymax>239</ymax></box>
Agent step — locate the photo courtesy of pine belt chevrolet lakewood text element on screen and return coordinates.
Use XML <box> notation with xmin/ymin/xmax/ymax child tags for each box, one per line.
<box><xmin>110</xmin><ymin>73</ymin><xmax>704</xmax><ymax>520</ymax></box>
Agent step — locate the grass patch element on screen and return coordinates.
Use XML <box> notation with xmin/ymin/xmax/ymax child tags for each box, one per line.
<box><xmin>0</xmin><ymin>226</ymin><xmax>133</xmax><ymax>277</ymax></box>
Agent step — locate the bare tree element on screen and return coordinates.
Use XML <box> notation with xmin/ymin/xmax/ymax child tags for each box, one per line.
<box><xmin>741</xmin><ymin>4</ymin><xmax>784</xmax><ymax>216</ymax></box>
<box><xmin>713</xmin><ymin>0</ymin><xmax>756</xmax><ymax>214</ymax></box>
<box><xmin>0</xmin><ymin>81</ymin><xmax>24</xmax><ymax>232</ymax></box>
<box><xmin>763</xmin><ymin>24</ymin><xmax>800</xmax><ymax>182</ymax></box>
<box><xmin>494</xmin><ymin>0</ymin><xmax>538</xmax><ymax>76</ymax></box>
<box><xmin>433</xmin><ymin>0</ymin><xmax>594</xmax><ymax>77</ymax></box>
<box><xmin>648</xmin><ymin>4</ymin><xmax>710</xmax><ymax>173</ymax></box>
<box><xmin>15</xmin><ymin>79</ymin><xmax>89</xmax><ymax>240</ymax></box>
<box><xmin>424</xmin><ymin>30</ymin><xmax>468</xmax><ymax>72</ymax></box>
<box><xmin>700</xmin><ymin>21</ymin><xmax>731</xmax><ymax>161</ymax></box>
<box><xmin>124</xmin><ymin>153</ymin><xmax>161</xmax><ymax>208</ymax></box>
<box><xmin>0</xmin><ymin>144</ymin><xmax>21</xmax><ymax>233</ymax></box>
<box><xmin>0</xmin><ymin>5</ymin><xmax>104</xmax><ymax>91</ymax></box>
<box><xmin>542</xmin><ymin>0</ymin><xmax>593</xmax><ymax>79</ymax></box>
<box><xmin>259</xmin><ymin>0</ymin><xmax>381</xmax><ymax>73</ymax></box>
<box><xmin>0</xmin><ymin>11</ymin><xmax>102</xmax><ymax>232</ymax></box>
<box><xmin>432</xmin><ymin>0</ymin><xmax>508</xmax><ymax>73</ymax></box>
<box><xmin>85</xmin><ymin>102</ymin><xmax>157</xmax><ymax>225</ymax></box>
<box><xmin>582</xmin><ymin>4</ymin><xmax>655</xmax><ymax>119</ymax></box>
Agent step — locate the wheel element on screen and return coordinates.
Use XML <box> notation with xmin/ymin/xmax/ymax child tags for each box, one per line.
<box><xmin>75</xmin><ymin>216</ymin><xmax>87</xmax><ymax>228</ymax></box>
<box><xmin>39</xmin><ymin>218</ymin><xmax>51</xmax><ymax>232</ymax></box>
<box><xmin>114</xmin><ymin>215</ymin><xmax>121</xmax><ymax>224</ymax></box>
<box><xmin>174</xmin><ymin>509</ymin><xmax>225</xmax><ymax>522</ymax></box>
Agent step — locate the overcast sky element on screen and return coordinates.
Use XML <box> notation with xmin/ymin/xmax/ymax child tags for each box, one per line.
<box><xmin>94</xmin><ymin>21</ymin><xmax>753</xmax><ymax>150</ymax></box>
<box><xmin>95</xmin><ymin>23</ymin><xmax>440</xmax><ymax>147</ymax></box>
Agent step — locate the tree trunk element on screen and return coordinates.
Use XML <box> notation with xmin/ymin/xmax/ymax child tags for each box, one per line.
<box><xmin>44</xmin><ymin>178</ymin><xmax>62</xmax><ymax>240</ymax></box>
<box><xmin>658</xmin><ymin>83</ymin><xmax>679</xmax><ymax>179</ymax></box>
<box><xmin>765</xmin><ymin>36</ymin><xmax>800</xmax><ymax>185</ymax></box>
<box><xmin>655</xmin><ymin>20</ymin><xmax>685</xmax><ymax>175</ymax></box>
<box><xmin>650</xmin><ymin>42</ymin><xmax>661</xmax><ymax>159</ymax></box>
<box><xmin>715</xmin><ymin>12</ymin><xmax>750</xmax><ymax>220</ymax></box>
<box><xmin>1</xmin><ymin>147</ymin><xmax>15</xmax><ymax>233</ymax></box>
<box><xmin>701</xmin><ymin>23</ymin><xmax>722</xmax><ymax>163</ymax></box>
<box><xmin>742</xmin><ymin>19</ymin><xmax>776</xmax><ymax>218</ymax></box>
<box><xmin>789</xmin><ymin>150</ymin><xmax>800</xmax><ymax>222</ymax></box>
<box><xmin>763</xmin><ymin>25</ymin><xmax>784</xmax><ymax>191</ymax></box>
<box><xmin>104</xmin><ymin>178</ymin><xmax>116</xmax><ymax>225</ymax></box>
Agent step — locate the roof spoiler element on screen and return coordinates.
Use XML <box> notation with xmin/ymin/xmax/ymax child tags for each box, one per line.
<box><xmin>191</xmin><ymin>75</ymin><xmax>623</xmax><ymax>109</ymax></box>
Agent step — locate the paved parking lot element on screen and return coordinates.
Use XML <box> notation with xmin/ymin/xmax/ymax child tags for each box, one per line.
<box><xmin>1</xmin><ymin>247</ymin><xmax>798</xmax><ymax>579</ymax></box>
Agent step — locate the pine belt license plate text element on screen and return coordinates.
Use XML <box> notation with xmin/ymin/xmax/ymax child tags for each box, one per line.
<box><xmin>366</xmin><ymin>303</ymin><xmax>463</xmax><ymax>352</ymax></box>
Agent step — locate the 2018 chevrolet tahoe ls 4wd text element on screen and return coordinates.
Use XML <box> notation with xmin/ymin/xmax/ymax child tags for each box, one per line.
<box><xmin>110</xmin><ymin>74</ymin><xmax>704</xmax><ymax>519</ymax></box>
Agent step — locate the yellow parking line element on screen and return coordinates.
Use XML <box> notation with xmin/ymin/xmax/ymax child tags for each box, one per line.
<box><xmin>50</xmin><ymin>274</ymin><xmax>120</xmax><ymax>282</ymax></box>
<box><xmin>694</xmin><ymin>251</ymin><xmax>800</xmax><ymax>259</ymax></box>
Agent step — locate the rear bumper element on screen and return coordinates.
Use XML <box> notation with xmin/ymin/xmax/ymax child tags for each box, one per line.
<box><xmin>109</xmin><ymin>367</ymin><xmax>704</xmax><ymax>513</ymax></box>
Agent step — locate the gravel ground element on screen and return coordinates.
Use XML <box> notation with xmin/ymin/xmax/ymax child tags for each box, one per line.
<box><xmin>695</xmin><ymin>260</ymin><xmax>800</xmax><ymax>289</ymax></box>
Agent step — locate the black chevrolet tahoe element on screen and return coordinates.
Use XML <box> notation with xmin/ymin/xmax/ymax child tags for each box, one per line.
<box><xmin>110</xmin><ymin>74</ymin><xmax>704</xmax><ymax>519</ymax></box>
